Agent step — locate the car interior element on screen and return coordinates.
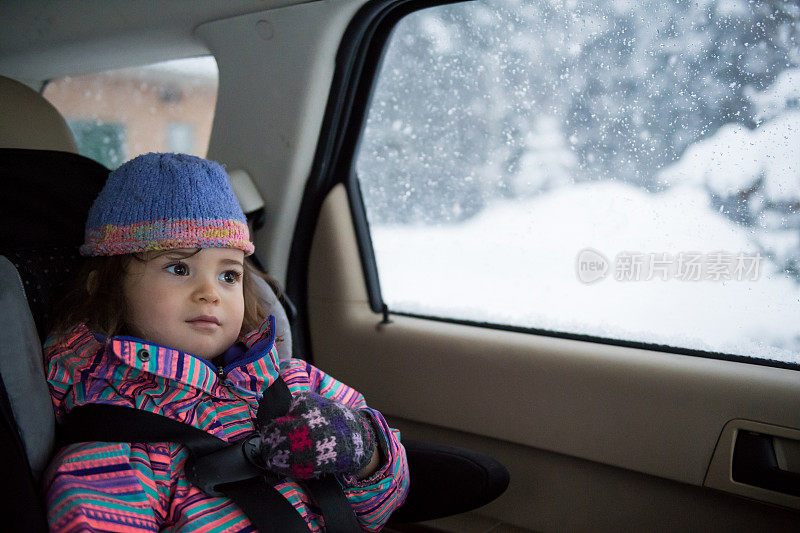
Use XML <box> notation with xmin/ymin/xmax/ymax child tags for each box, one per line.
<box><xmin>1</xmin><ymin>0</ymin><xmax>800</xmax><ymax>531</ymax></box>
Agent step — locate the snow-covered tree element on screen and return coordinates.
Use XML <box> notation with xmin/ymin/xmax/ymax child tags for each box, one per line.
<box><xmin>357</xmin><ymin>0</ymin><xmax>800</xmax><ymax>236</ymax></box>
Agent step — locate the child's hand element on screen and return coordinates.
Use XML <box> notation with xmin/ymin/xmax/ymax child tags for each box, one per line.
<box><xmin>259</xmin><ymin>391</ymin><xmax>376</xmax><ymax>479</ymax></box>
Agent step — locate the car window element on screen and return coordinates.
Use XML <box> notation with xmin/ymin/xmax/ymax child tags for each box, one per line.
<box><xmin>43</xmin><ymin>56</ymin><xmax>218</xmax><ymax>169</ymax></box>
<box><xmin>354</xmin><ymin>0</ymin><xmax>800</xmax><ymax>365</ymax></box>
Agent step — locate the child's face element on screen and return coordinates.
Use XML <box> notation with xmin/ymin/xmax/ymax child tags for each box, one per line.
<box><xmin>122</xmin><ymin>247</ymin><xmax>246</xmax><ymax>360</ymax></box>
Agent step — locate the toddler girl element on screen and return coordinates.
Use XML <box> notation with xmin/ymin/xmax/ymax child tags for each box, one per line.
<box><xmin>43</xmin><ymin>153</ymin><xmax>408</xmax><ymax>532</ymax></box>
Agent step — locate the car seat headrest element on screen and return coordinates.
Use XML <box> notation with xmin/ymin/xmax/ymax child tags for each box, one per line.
<box><xmin>0</xmin><ymin>149</ymin><xmax>108</xmax><ymax>252</ymax></box>
<box><xmin>0</xmin><ymin>76</ymin><xmax>78</xmax><ymax>153</ymax></box>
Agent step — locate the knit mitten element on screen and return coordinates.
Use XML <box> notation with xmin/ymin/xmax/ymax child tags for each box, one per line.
<box><xmin>259</xmin><ymin>391</ymin><xmax>376</xmax><ymax>479</ymax></box>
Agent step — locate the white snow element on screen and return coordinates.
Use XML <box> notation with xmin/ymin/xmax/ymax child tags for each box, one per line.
<box><xmin>659</xmin><ymin>112</ymin><xmax>800</xmax><ymax>202</ymax></box>
<box><xmin>513</xmin><ymin>115</ymin><xmax>577</xmax><ymax>195</ymax></box>
<box><xmin>359</xmin><ymin>0</ymin><xmax>800</xmax><ymax>365</ymax></box>
<box><xmin>371</xmin><ymin>180</ymin><xmax>800</xmax><ymax>364</ymax></box>
<box><xmin>747</xmin><ymin>68</ymin><xmax>800</xmax><ymax>122</ymax></box>
<box><xmin>141</xmin><ymin>56</ymin><xmax>218</xmax><ymax>80</ymax></box>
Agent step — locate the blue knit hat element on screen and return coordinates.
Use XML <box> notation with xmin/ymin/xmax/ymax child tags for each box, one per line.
<box><xmin>80</xmin><ymin>153</ymin><xmax>254</xmax><ymax>256</ymax></box>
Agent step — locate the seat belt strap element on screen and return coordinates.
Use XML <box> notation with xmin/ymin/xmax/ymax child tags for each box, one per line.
<box><xmin>60</xmin><ymin>377</ymin><xmax>360</xmax><ymax>532</ymax></box>
<box><xmin>303</xmin><ymin>477</ymin><xmax>363</xmax><ymax>533</ymax></box>
<box><xmin>257</xmin><ymin>375</ymin><xmax>293</xmax><ymax>426</ymax></box>
<box><xmin>60</xmin><ymin>402</ymin><xmax>310</xmax><ymax>532</ymax></box>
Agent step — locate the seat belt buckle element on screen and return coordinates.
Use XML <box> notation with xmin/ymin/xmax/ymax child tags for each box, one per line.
<box><xmin>186</xmin><ymin>432</ymin><xmax>271</xmax><ymax>497</ymax></box>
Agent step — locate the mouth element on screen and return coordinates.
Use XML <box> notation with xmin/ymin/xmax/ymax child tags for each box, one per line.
<box><xmin>186</xmin><ymin>315</ymin><xmax>221</xmax><ymax>327</ymax></box>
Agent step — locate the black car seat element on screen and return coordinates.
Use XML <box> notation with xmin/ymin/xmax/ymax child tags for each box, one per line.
<box><xmin>0</xmin><ymin>74</ymin><xmax>509</xmax><ymax>530</ymax></box>
<box><xmin>0</xmin><ymin>75</ymin><xmax>82</xmax><ymax>532</ymax></box>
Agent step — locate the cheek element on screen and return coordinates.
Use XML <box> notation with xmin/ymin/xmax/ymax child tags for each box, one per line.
<box><xmin>232</xmin><ymin>290</ymin><xmax>246</xmax><ymax>321</ymax></box>
<box><xmin>225</xmin><ymin>289</ymin><xmax>245</xmax><ymax>333</ymax></box>
<box><xmin>125</xmin><ymin>279</ymin><xmax>176</xmax><ymax>331</ymax></box>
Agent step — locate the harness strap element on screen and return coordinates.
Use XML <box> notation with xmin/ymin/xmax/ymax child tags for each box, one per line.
<box><xmin>303</xmin><ymin>478</ymin><xmax>363</xmax><ymax>533</ymax></box>
<box><xmin>60</xmin><ymin>377</ymin><xmax>361</xmax><ymax>532</ymax></box>
<box><xmin>257</xmin><ymin>378</ymin><xmax>362</xmax><ymax>533</ymax></box>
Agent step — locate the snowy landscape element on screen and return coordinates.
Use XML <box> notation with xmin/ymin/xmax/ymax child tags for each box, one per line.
<box><xmin>357</xmin><ymin>0</ymin><xmax>800</xmax><ymax>364</ymax></box>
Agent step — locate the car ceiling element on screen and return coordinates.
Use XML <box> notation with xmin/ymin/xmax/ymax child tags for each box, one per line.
<box><xmin>0</xmin><ymin>0</ymin><xmax>319</xmax><ymax>83</ymax></box>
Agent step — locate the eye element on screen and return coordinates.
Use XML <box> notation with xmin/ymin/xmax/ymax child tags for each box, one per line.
<box><xmin>165</xmin><ymin>262</ymin><xmax>189</xmax><ymax>276</ymax></box>
<box><xmin>219</xmin><ymin>270</ymin><xmax>242</xmax><ymax>284</ymax></box>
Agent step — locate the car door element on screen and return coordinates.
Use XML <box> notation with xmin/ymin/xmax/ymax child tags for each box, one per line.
<box><xmin>289</xmin><ymin>0</ymin><xmax>800</xmax><ymax>530</ymax></box>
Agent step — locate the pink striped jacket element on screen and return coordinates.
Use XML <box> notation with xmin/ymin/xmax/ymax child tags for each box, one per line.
<box><xmin>43</xmin><ymin>316</ymin><xmax>408</xmax><ymax>532</ymax></box>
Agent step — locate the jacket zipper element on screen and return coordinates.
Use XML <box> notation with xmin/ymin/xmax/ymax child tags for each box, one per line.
<box><xmin>110</xmin><ymin>315</ymin><xmax>276</xmax><ymax>383</ymax></box>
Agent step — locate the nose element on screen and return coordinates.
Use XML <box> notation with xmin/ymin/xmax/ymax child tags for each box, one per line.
<box><xmin>192</xmin><ymin>275</ymin><xmax>220</xmax><ymax>304</ymax></box>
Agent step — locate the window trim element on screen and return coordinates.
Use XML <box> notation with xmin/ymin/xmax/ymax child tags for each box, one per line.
<box><xmin>392</xmin><ymin>310</ymin><xmax>800</xmax><ymax>372</ymax></box>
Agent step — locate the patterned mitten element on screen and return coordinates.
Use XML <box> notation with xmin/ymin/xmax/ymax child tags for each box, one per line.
<box><xmin>259</xmin><ymin>391</ymin><xmax>376</xmax><ymax>479</ymax></box>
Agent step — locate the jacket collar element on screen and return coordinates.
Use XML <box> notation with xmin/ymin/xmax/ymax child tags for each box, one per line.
<box><xmin>93</xmin><ymin>315</ymin><xmax>280</xmax><ymax>398</ymax></box>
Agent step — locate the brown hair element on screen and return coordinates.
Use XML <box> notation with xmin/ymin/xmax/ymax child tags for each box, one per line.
<box><xmin>51</xmin><ymin>250</ymin><xmax>282</xmax><ymax>340</ymax></box>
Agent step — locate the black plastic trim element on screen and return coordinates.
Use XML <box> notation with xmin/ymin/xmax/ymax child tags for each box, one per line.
<box><xmin>346</xmin><ymin>172</ymin><xmax>384</xmax><ymax>313</ymax></box>
<box><xmin>733</xmin><ymin>431</ymin><xmax>800</xmax><ymax>496</ymax></box>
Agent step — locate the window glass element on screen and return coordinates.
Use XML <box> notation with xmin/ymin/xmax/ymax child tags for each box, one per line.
<box><xmin>355</xmin><ymin>0</ymin><xmax>800</xmax><ymax>365</ymax></box>
<box><xmin>167</xmin><ymin>123</ymin><xmax>195</xmax><ymax>153</ymax></box>
<box><xmin>66</xmin><ymin>120</ymin><xmax>126</xmax><ymax>169</ymax></box>
<box><xmin>44</xmin><ymin>56</ymin><xmax>218</xmax><ymax>169</ymax></box>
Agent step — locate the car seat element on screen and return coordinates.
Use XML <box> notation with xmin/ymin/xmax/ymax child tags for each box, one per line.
<box><xmin>0</xmin><ymin>74</ymin><xmax>509</xmax><ymax>531</ymax></box>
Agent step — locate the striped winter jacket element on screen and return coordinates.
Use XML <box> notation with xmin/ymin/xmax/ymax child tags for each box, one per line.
<box><xmin>43</xmin><ymin>316</ymin><xmax>408</xmax><ymax>532</ymax></box>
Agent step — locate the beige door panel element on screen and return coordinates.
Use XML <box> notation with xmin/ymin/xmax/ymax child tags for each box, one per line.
<box><xmin>307</xmin><ymin>184</ymin><xmax>800</xmax><ymax>525</ymax></box>
<box><xmin>388</xmin><ymin>417</ymin><xmax>800</xmax><ymax>531</ymax></box>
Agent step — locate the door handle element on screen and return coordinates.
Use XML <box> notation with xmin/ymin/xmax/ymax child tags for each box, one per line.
<box><xmin>732</xmin><ymin>430</ymin><xmax>800</xmax><ymax>497</ymax></box>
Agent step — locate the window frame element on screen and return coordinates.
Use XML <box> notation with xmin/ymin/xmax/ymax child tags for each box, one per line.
<box><xmin>288</xmin><ymin>0</ymin><xmax>800</xmax><ymax>371</ymax></box>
